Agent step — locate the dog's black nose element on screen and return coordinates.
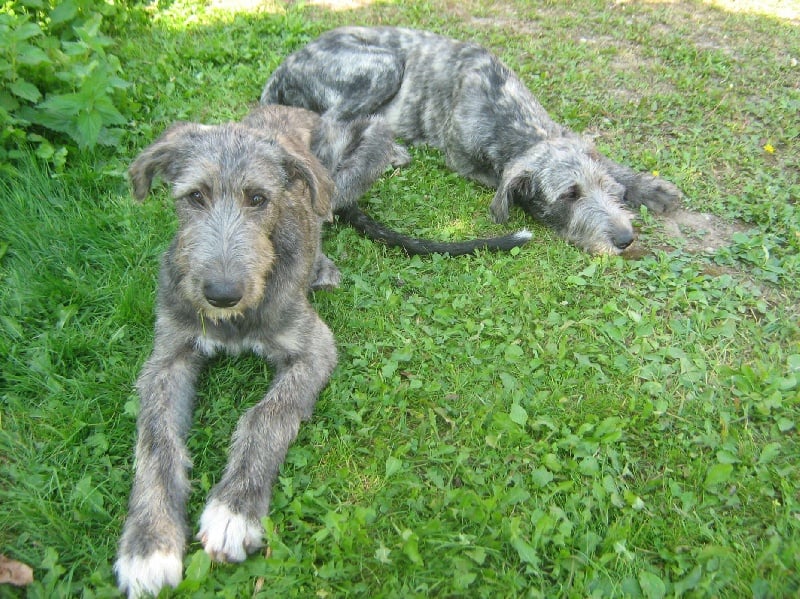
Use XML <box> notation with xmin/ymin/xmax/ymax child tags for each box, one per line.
<box><xmin>203</xmin><ymin>281</ymin><xmax>243</xmax><ymax>308</ymax></box>
<box><xmin>612</xmin><ymin>230</ymin><xmax>635</xmax><ymax>250</ymax></box>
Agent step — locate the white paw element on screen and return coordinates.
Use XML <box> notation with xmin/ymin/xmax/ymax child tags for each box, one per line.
<box><xmin>115</xmin><ymin>550</ymin><xmax>183</xmax><ymax>598</ymax></box>
<box><xmin>197</xmin><ymin>499</ymin><xmax>263</xmax><ymax>562</ymax></box>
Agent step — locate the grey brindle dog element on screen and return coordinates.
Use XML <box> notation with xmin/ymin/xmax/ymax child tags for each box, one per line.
<box><xmin>115</xmin><ymin>106</ymin><xmax>345</xmax><ymax>597</ymax></box>
<box><xmin>263</xmin><ymin>26</ymin><xmax>682</xmax><ymax>254</ymax></box>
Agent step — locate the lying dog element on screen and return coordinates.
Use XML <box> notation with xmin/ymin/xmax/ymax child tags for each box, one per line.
<box><xmin>262</xmin><ymin>26</ymin><xmax>682</xmax><ymax>254</ymax></box>
<box><xmin>115</xmin><ymin>105</ymin><xmax>339</xmax><ymax>597</ymax></box>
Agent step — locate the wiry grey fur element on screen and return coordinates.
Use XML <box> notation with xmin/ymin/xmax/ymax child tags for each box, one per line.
<box><xmin>262</xmin><ymin>26</ymin><xmax>682</xmax><ymax>254</ymax></box>
<box><xmin>115</xmin><ymin>106</ymin><xmax>339</xmax><ymax>598</ymax></box>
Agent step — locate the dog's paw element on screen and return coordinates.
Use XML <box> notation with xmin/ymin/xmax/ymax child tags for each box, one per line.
<box><xmin>198</xmin><ymin>500</ymin><xmax>263</xmax><ymax>562</ymax></box>
<box><xmin>310</xmin><ymin>253</ymin><xmax>342</xmax><ymax>291</ymax></box>
<box><xmin>115</xmin><ymin>550</ymin><xmax>183</xmax><ymax>599</ymax></box>
<box><xmin>390</xmin><ymin>143</ymin><xmax>412</xmax><ymax>167</ymax></box>
<box><xmin>629</xmin><ymin>175</ymin><xmax>682</xmax><ymax>214</ymax></box>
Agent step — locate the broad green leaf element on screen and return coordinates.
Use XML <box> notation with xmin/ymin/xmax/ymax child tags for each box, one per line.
<box><xmin>542</xmin><ymin>453</ymin><xmax>561</xmax><ymax>472</ymax></box>
<box><xmin>638</xmin><ymin>570</ymin><xmax>666</xmax><ymax>599</ymax></box>
<box><xmin>579</xmin><ymin>457</ymin><xmax>600</xmax><ymax>476</ymax></box>
<box><xmin>400</xmin><ymin>529</ymin><xmax>423</xmax><ymax>565</ymax></box>
<box><xmin>17</xmin><ymin>43</ymin><xmax>50</xmax><ymax>66</ymax></box>
<box><xmin>566</xmin><ymin>275</ymin><xmax>587</xmax><ymax>286</ymax></box>
<box><xmin>385</xmin><ymin>456</ymin><xmax>402</xmax><ymax>478</ymax></box>
<box><xmin>509</xmin><ymin>403</ymin><xmax>528</xmax><ymax>427</ymax></box>
<box><xmin>50</xmin><ymin>0</ymin><xmax>78</xmax><ymax>25</ymax></box>
<box><xmin>184</xmin><ymin>549</ymin><xmax>210</xmax><ymax>582</ymax></box>
<box><xmin>530</xmin><ymin>467</ymin><xmax>554</xmax><ymax>488</ymax></box>
<box><xmin>758</xmin><ymin>442</ymin><xmax>781</xmax><ymax>465</ymax></box>
<box><xmin>12</xmin><ymin>21</ymin><xmax>42</xmax><ymax>42</ymax></box>
<box><xmin>504</xmin><ymin>343</ymin><xmax>524</xmax><ymax>361</ymax></box>
<box><xmin>510</xmin><ymin>535</ymin><xmax>538</xmax><ymax>566</ymax></box>
<box><xmin>381</xmin><ymin>360</ymin><xmax>397</xmax><ymax>379</ymax></box>
<box><xmin>704</xmin><ymin>463</ymin><xmax>733</xmax><ymax>488</ymax></box>
<box><xmin>374</xmin><ymin>543</ymin><xmax>391</xmax><ymax>564</ymax></box>
<box><xmin>10</xmin><ymin>79</ymin><xmax>41</xmax><ymax>102</ymax></box>
<box><xmin>76</xmin><ymin>108</ymin><xmax>103</xmax><ymax>148</ymax></box>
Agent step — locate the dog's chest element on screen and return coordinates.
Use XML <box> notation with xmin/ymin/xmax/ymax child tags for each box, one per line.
<box><xmin>192</xmin><ymin>317</ymin><xmax>304</xmax><ymax>360</ymax></box>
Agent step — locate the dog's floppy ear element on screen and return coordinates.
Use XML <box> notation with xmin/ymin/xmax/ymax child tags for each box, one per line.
<box><xmin>490</xmin><ymin>168</ymin><xmax>539</xmax><ymax>224</ymax></box>
<box><xmin>128</xmin><ymin>122</ymin><xmax>208</xmax><ymax>201</ymax></box>
<box><xmin>278</xmin><ymin>135</ymin><xmax>335</xmax><ymax>219</ymax></box>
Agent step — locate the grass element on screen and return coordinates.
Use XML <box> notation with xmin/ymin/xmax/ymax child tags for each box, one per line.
<box><xmin>1</xmin><ymin>0</ymin><xmax>798</xmax><ymax>597</ymax></box>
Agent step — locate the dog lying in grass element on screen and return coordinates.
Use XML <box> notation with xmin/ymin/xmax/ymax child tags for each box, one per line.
<box><xmin>115</xmin><ymin>105</ymin><xmax>339</xmax><ymax>597</ymax></box>
<box><xmin>263</xmin><ymin>26</ymin><xmax>682</xmax><ymax>255</ymax></box>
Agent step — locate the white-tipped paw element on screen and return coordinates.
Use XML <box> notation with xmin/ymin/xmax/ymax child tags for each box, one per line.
<box><xmin>115</xmin><ymin>550</ymin><xmax>183</xmax><ymax>598</ymax></box>
<box><xmin>198</xmin><ymin>499</ymin><xmax>263</xmax><ymax>562</ymax></box>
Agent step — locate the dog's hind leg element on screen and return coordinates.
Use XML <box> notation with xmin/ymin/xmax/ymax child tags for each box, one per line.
<box><xmin>312</xmin><ymin>115</ymin><xmax>410</xmax><ymax>211</ymax></box>
<box><xmin>197</xmin><ymin>311</ymin><xmax>337</xmax><ymax>562</ymax></box>
<box><xmin>261</xmin><ymin>36</ymin><xmax>403</xmax><ymax>120</ymax></box>
<box><xmin>599</xmin><ymin>156</ymin><xmax>682</xmax><ymax>214</ymax></box>
<box><xmin>115</xmin><ymin>335</ymin><xmax>205</xmax><ymax>598</ymax></box>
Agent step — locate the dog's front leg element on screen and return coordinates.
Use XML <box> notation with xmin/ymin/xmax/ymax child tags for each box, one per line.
<box><xmin>115</xmin><ymin>337</ymin><xmax>204</xmax><ymax>598</ymax></box>
<box><xmin>198</xmin><ymin>314</ymin><xmax>337</xmax><ymax>562</ymax></box>
<box><xmin>599</xmin><ymin>156</ymin><xmax>682</xmax><ymax>214</ymax></box>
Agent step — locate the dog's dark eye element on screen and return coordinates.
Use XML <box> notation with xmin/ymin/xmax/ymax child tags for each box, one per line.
<box><xmin>249</xmin><ymin>193</ymin><xmax>269</xmax><ymax>207</ymax></box>
<box><xmin>187</xmin><ymin>191</ymin><xmax>205</xmax><ymax>208</ymax></box>
<box><xmin>560</xmin><ymin>185</ymin><xmax>581</xmax><ymax>203</ymax></box>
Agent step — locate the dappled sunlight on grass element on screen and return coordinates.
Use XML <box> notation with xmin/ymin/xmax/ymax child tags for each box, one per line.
<box><xmin>307</xmin><ymin>0</ymin><xmax>380</xmax><ymax>10</ymax></box>
<box><xmin>209</xmin><ymin>0</ymin><xmax>379</xmax><ymax>13</ymax></box>
<box><xmin>705</xmin><ymin>0</ymin><xmax>799</xmax><ymax>20</ymax></box>
<box><xmin>209</xmin><ymin>0</ymin><xmax>283</xmax><ymax>13</ymax></box>
<box><xmin>638</xmin><ymin>0</ymin><xmax>799</xmax><ymax>20</ymax></box>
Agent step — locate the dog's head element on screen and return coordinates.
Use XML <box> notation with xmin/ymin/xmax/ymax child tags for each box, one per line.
<box><xmin>490</xmin><ymin>138</ymin><xmax>635</xmax><ymax>255</ymax></box>
<box><xmin>129</xmin><ymin>118</ymin><xmax>334</xmax><ymax>321</ymax></box>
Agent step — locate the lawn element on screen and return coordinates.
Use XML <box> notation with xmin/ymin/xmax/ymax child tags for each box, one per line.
<box><xmin>1</xmin><ymin>0</ymin><xmax>798</xmax><ymax>597</ymax></box>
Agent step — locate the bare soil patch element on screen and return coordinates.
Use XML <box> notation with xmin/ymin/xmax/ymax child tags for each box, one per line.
<box><xmin>658</xmin><ymin>208</ymin><xmax>751</xmax><ymax>253</ymax></box>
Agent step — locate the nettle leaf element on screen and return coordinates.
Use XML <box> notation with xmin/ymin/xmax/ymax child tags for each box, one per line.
<box><xmin>509</xmin><ymin>403</ymin><xmax>528</xmax><ymax>427</ymax></box>
<box><xmin>91</xmin><ymin>93</ymin><xmax>126</xmax><ymax>125</ymax></box>
<box><xmin>400</xmin><ymin>529</ymin><xmax>423</xmax><ymax>565</ymax></box>
<box><xmin>76</xmin><ymin>108</ymin><xmax>103</xmax><ymax>147</ymax></box>
<box><xmin>504</xmin><ymin>343</ymin><xmax>524</xmax><ymax>361</ymax></box>
<box><xmin>10</xmin><ymin>79</ymin><xmax>41</xmax><ymax>102</ymax></box>
<box><xmin>50</xmin><ymin>0</ymin><xmax>79</xmax><ymax>25</ymax></box>
<box><xmin>12</xmin><ymin>21</ymin><xmax>43</xmax><ymax>42</ymax></box>
<box><xmin>704</xmin><ymin>463</ymin><xmax>733</xmax><ymax>488</ymax></box>
<box><xmin>183</xmin><ymin>549</ymin><xmax>211</xmax><ymax>582</ymax></box>
<box><xmin>531</xmin><ymin>467</ymin><xmax>554</xmax><ymax>488</ymax></box>
<box><xmin>16</xmin><ymin>42</ymin><xmax>51</xmax><ymax>66</ymax></box>
<box><xmin>510</xmin><ymin>534</ymin><xmax>538</xmax><ymax>566</ymax></box>
<box><xmin>385</xmin><ymin>456</ymin><xmax>403</xmax><ymax>478</ymax></box>
<box><xmin>757</xmin><ymin>442</ymin><xmax>781</xmax><ymax>465</ymax></box>
<box><xmin>638</xmin><ymin>570</ymin><xmax>666</xmax><ymax>599</ymax></box>
<box><xmin>38</xmin><ymin>92</ymin><xmax>84</xmax><ymax>119</ymax></box>
<box><xmin>579</xmin><ymin>456</ymin><xmax>600</xmax><ymax>476</ymax></box>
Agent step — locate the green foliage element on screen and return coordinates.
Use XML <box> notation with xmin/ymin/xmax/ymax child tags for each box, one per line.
<box><xmin>0</xmin><ymin>0</ymin><xmax>132</xmax><ymax>169</ymax></box>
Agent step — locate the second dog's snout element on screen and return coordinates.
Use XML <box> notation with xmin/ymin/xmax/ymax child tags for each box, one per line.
<box><xmin>203</xmin><ymin>280</ymin><xmax>244</xmax><ymax>308</ymax></box>
<box><xmin>612</xmin><ymin>229</ymin><xmax>634</xmax><ymax>251</ymax></box>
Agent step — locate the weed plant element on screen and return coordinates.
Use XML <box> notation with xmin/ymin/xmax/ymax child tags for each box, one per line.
<box><xmin>1</xmin><ymin>0</ymin><xmax>798</xmax><ymax>597</ymax></box>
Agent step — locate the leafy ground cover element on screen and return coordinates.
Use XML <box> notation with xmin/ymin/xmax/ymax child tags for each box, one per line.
<box><xmin>1</xmin><ymin>0</ymin><xmax>798</xmax><ymax>597</ymax></box>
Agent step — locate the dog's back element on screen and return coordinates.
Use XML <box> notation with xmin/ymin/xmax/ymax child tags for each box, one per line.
<box><xmin>262</xmin><ymin>26</ymin><xmax>560</xmax><ymax>181</ymax></box>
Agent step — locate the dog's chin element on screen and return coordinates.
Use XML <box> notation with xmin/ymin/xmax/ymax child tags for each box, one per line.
<box><xmin>198</xmin><ymin>305</ymin><xmax>246</xmax><ymax>325</ymax></box>
<box><xmin>579</xmin><ymin>239</ymin><xmax>626</xmax><ymax>256</ymax></box>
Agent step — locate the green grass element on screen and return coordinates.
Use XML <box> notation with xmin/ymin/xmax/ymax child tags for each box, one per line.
<box><xmin>1</xmin><ymin>0</ymin><xmax>799</xmax><ymax>597</ymax></box>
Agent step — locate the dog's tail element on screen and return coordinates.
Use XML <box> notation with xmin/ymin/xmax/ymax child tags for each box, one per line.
<box><xmin>336</xmin><ymin>205</ymin><xmax>532</xmax><ymax>256</ymax></box>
